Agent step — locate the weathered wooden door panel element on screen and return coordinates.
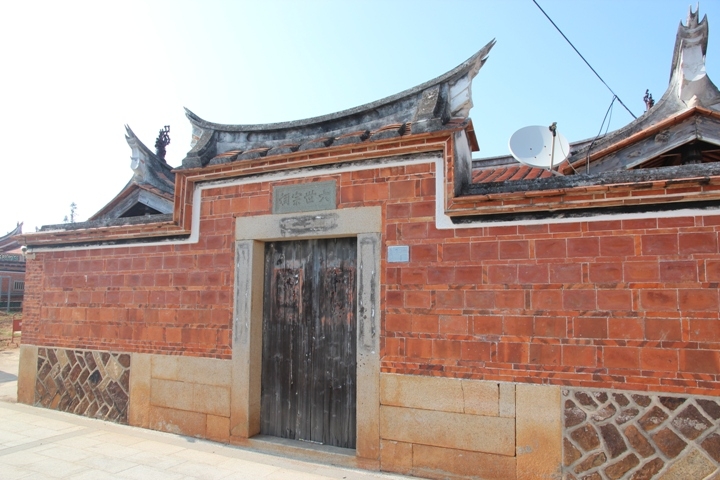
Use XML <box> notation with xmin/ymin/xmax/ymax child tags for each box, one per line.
<box><xmin>261</xmin><ymin>238</ymin><xmax>357</xmax><ymax>448</ymax></box>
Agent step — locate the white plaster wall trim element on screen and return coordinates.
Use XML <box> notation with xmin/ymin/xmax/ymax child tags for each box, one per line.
<box><xmin>28</xmin><ymin>153</ymin><xmax>720</xmax><ymax>253</ymax></box>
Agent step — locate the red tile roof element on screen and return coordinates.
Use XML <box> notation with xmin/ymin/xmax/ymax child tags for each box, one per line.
<box><xmin>472</xmin><ymin>164</ymin><xmax>552</xmax><ymax>184</ymax></box>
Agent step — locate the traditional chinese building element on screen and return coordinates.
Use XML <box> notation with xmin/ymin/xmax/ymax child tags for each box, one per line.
<box><xmin>15</xmin><ymin>7</ymin><xmax>720</xmax><ymax>479</ymax></box>
<box><xmin>0</xmin><ymin>223</ymin><xmax>25</xmax><ymax>312</ymax></box>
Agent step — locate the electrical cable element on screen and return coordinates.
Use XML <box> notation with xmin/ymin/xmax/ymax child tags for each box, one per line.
<box><xmin>605</xmin><ymin>100</ymin><xmax>614</xmax><ymax>137</ymax></box>
<box><xmin>584</xmin><ymin>96</ymin><xmax>617</xmax><ymax>173</ymax></box>
<box><xmin>557</xmin><ymin>130</ymin><xmax>576</xmax><ymax>174</ymax></box>
<box><xmin>531</xmin><ymin>0</ymin><xmax>637</xmax><ymax>120</ymax></box>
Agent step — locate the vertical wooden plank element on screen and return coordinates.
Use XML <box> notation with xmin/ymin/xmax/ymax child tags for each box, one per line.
<box><xmin>296</xmin><ymin>238</ymin><xmax>312</xmax><ymax>442</ymax></box>
<box><xmin>318</xmin><ymin>238</ymin><xmax>356</xmax><ymax>448</ymax></box>
<box><xmin>261</xmin><ymin>238</ymin><xmax>357</xmax><ymax>448</ymax></box>
<box><xmin>260</xmin><ymin>244</ymin><xmax>273</xmax><ymax>437</ymax></box>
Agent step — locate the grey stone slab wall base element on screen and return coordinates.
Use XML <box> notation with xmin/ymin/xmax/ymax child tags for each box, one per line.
<box><xmin>563</xmin><ymin>388</ymin><xmax>720</xmax><ymax>479</ymax></box>
<box><xmin>35</xmin><ymin>347</ymin><xmax>131</xmax><ymax>424</ymax></box>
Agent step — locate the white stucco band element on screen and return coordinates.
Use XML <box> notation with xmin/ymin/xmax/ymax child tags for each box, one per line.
<box><xmin>28</xmin><ymin>148</ymin><xmax>720</xmax><ymax>256</ymax></box>
<box><xmin>232</xmin><ymin>206</ymin><xmax>382</xmax><ymax>461</ymax></box>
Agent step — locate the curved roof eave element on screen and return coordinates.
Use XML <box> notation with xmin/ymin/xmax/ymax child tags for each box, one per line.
<box><xmin>184</xmin><ymin>39</ymin><xmax>496</xmax><ymax>133</ymax></box>
<box><xmin>0</xmin><ymin>223</ymin><xmax>23</xmax><ymax>252</ymax></box>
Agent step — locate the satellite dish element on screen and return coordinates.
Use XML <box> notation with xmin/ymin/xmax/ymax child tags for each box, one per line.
<box><xmin>508</xmin><ymin>124</ymin><xmax>570</xmax><ymax>170</ymax></box>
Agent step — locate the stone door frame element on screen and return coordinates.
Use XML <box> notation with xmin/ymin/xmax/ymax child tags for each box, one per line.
<box><xmin>231</xmin><ymin>206</ymin><xmax>382</xmax><ymax>461</ymax></box>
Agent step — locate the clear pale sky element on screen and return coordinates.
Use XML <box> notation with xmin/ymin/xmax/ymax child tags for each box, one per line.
<box><xmin>1</xmin><ymin>0</ymin><xmax>718</xmax><ymax>233</ymax></box>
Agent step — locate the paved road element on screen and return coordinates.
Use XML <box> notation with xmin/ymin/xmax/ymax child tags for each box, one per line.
<box><xmin>0</xmin><ymin>348</ymin><xmax>409</xmax><ymax>479</ymax></box>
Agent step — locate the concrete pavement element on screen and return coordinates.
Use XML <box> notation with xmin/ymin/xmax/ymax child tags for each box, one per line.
<box><xmin>0</xmin><ymin>347</ymin><xmax>409</xmax><ymax>479</ymax></box>
<box><xmin>0</xmin><ymin>348</ymin><xmax>19</xmax><ymax>403</ymax></box>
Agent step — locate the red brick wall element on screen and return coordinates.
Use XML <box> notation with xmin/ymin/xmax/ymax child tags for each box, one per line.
<box><xmin>384</xmin><ymin>207</ymin><xmax>720</xmax><ymax>396</ymax></box>
<box><xmin>22</xmin><ymin>165</ymin><xmax>430</xmax><ymax>357</ymax></box>
<box><xmin>23</xmin><ymin>241</ymin><xmax>234</xmax><ymax>357</ymax></box>
<box><xmin>23</xmin><ymin>162</ymin><xmax>720</xmax><ymax>394</ymax></box>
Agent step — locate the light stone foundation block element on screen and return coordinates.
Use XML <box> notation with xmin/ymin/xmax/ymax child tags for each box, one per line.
<box><xmin>150</xmin><ymin>405</ymin><xmax>206</xmax><ymax>437</ymax></box>
<box><xmin>17</xmin><ymin>344</ymin><xmax>38</xmax><ymax>405</ymax></box>
<box><xmin>176</xmin><ymin>356</ymin><xmax>231</xmax><ymax>386</ymax></box>
<box><xmin>193</xmin><ymin>384</ymin><xmax>230</xmax><ymax>417</ymax></box>
<box><xmin>516</xmin><ymin>384</ymin><xmax>562</xmax><ymax>479</ymax></box>
<box><xmin>380</xmin><ymin>440</ymin><xmax>413</xmax><ymax>475</ymax></box>
<box><xmin>207</xmin><ymin>414</ymin><xmax>230</xmax><ymax>442</ymax></box>
<box><xmin>463</xmin><ymin>380</ymin><xmax>500</xmax><ymax>416</ymax></box>
<box><xmin>128</xmin><ymin>352</ymin><xmax>151</xmax><ymax>428</ymax></box>
<box><xmin>412</xmin><ymin>444</ymin><xmax>517</xmax><ymax>480</ymax></box>
<box><xmin>380</xmin><ymin>373</ymin><xmax>502</xmax><ymax>416</ymax></box>
<box><xmin>136</xmin><ymin>353</ymin><xmax>232</xmax><ymax>440</ymax></box>
<box><xmin>500</xmin><ymin>382</ymin><xmax>516</xmax><ymax>418</ymax></box>
<box><xmin>151</xmin><ymin>354</ymin><xmax>179</xmax><ymax>380</ymax></box>
<box><xmin>380</xmin><ymin>405</ymin><xmax>515</xmax><ymax>456</ymax></box>
<box><xmin>378</xmin><ymin>374</ymin><xmax>520</xmax><ymax>478</ymax></box>
<box><xmin>151</xmin><ymin>378</ymin><xmax>194</xmax><ymax>411</ymax></box>
<box><xmin>381</xmin><ymin>373</ymin><xmax>464</xmax><ymax>413</ymax></box>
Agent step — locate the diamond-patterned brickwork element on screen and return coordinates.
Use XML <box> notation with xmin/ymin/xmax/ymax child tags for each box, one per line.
<box><xmin>563</xmin><ymin>389</ymin><xmax>720</xmax><ymax>479</ymax></box>
<box><xmin>35</xmin><ymin>347</ymin><xmax>130</xmax><ymax>423</ymax></box>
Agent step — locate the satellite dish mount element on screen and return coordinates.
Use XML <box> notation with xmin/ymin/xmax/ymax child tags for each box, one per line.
<box><xmin>508</xmin><ymin>123</ymin><xmax>569</xmax><ymax>175</ymax></box>
<box><xmin>548</xmin><ymin>122</ymin><xmax>558</xmax><ymax>171</ymax></box>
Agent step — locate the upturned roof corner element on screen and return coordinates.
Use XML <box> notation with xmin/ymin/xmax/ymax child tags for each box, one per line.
<box><xmin>0</xmin><ymin>222</ymin><xmax>23</xmax><ymax>253</ymax></box>
<box><xmin>561</xmin><ymin>5</ymin><xmax>720</xmax><ymax>174</ymax></box>
<box><xmin>124</xmin><ymin>125</ymin><xmax>175</xmax><ymax>195</ymax></box>
<box><xmin>85</xmin><ymin>127</ymin><xmax>176</xmax><ymax>222</ymax></box>
<box><xmin>668</xmin><ymin>5</ymin><xmax>720</xmax><ymax>107</ymax></box>
<box><xmin>180</xmin><ymin>39</ymin><xmax>496</xmax><ymax>169</ymax></box>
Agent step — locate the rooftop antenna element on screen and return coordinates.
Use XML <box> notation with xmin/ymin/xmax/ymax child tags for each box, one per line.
<box><xmin>508</xmin><ymin>123</ymin><xmax>569</xmax><ymax>175</ymax></box>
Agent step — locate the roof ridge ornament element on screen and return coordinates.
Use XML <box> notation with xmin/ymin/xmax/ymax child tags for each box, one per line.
<box><xmin>643</xmin><ymin>89</ymin><xmax>655</xmax><ymax>111</ymax></box>
<box><xmin>668</xmin><ymin>4</ymin><xmax>720</xmax><ymax>107</ymax></box>
<box><xmin>154</xmin><ymin>125</ymin><xmax>171</xmax><ymax>160</ymax></box>
<box><xmin>125</xmin><ymin>125</ymin><xmax>175</xmax><ymax>191</ymax></box>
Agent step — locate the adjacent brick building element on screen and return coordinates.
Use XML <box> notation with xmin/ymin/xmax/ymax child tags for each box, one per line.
<box><xmin>0</xmin><ymin>223</ymin><xmax>26</xmax><ymax>312</ymax></box>
<box><xmin>15</xmin><ymin>7</ymin><xmax>720</xmax><ymax>479</ymax></box>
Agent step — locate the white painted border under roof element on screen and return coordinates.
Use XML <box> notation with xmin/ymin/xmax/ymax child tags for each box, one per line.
<box><xmin>27</xmin><ymin>152</ymin><xmax>720</xmax><ymax>253</ymax></box>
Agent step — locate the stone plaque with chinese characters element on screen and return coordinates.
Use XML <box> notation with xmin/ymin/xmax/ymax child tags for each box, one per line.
<box><xmin>273</xmin><ymin>181</ymin><xmax>337</xmax><ymax>214</ymax></box>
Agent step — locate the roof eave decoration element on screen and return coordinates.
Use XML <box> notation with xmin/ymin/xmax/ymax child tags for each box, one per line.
<box><xmin>669</xmin><ymin>6</ymin><xmax>720</xmax><ymax>108</ymax></box>
<box><xmin>86</xmin><ymin>127</ymin><xmax>176</xmax><ymax>222</ymax></box>
<box><xmin>181</xmin><ymin>39</ymin><xmax>496</xmax><ymax>169</ymax></box>
<box><xmin>563</xmin><ymin>6</ymin><xmax>720</xmax><ymax>174</ymax></box>
<box><xmin>0</xmin><ymin>222</ymin><xmax>23</xmax><ymax>253</ymax></box>
<box><xmin>125</xmin><ymin>126</ymin><xmax>176</xmax><ymax>194</ymax></box>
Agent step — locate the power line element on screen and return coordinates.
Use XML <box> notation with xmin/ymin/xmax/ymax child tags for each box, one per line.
<box><xmin>583</xmin><ymin>96</ymin><xmax>617</xmax><ymax>174</ymax></box>
<box><xmin>531</xmin><ymin>0</ymin><xmax>637</xmax><ymax>120</ymax></box>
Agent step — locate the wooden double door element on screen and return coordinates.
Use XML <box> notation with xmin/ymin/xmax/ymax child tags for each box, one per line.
<box><xmin>260</xmin><ymin>238</ymin><xmax>357</xmax><ymax>449</ymax></box>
